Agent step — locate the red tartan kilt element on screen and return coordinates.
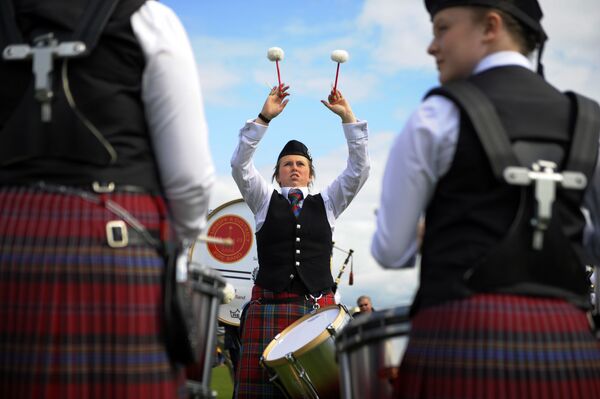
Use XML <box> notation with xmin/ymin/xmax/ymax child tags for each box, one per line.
<box><xmin>0</xmin><ymin>186</ymin><xmax>185</xmax><ymax>399</ymax></box>
<box><xmin>395</xmin><ymin>294</ymin><xmax>600</xmax><ymax>399</ymax></box>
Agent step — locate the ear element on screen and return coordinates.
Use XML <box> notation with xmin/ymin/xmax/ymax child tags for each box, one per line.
<box><xmin>482</xmin><ymin>10</ymin><xmax>502</xmax><ymax>42</ymax></box>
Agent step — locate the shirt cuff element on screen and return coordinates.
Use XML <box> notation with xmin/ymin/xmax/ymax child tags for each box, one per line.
<box><xmin>240</xmin><ymin>119</ymin><xmax>269</xmax><ymax>141</ymax></box>
<box><xmin>342</xmin><ymin>119</ymin><xmax>368</xmax><ymax>141</ymax></box>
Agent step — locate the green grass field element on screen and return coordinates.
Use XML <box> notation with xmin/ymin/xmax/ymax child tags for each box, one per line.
<box><xmin>210</xmin><ymin>365</ymin><xmax>234</xmax><ymax>399</ymax></box>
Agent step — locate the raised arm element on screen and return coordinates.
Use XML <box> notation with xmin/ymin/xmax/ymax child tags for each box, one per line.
<box><xmin>231</xmin><ymin>85</ymin><xmax>290</xmax><ymax>215</ymax></box>
<box><xmin>320</xmin><ymin>90</ymin><xmax>370</xmax><ymax>223</ymax></box>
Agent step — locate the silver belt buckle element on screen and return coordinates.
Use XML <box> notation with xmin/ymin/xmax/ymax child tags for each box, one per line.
<box><xmin>106</xmin><ymin>220</ymin><xmax>128</xmax><ymax>248</ymax></box>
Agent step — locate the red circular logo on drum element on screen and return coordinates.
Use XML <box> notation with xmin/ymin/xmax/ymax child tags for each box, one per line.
<box><xmin>207</xmin><ymin>214</ymin><xmax>253</xmax><ymax>263</ymax></box>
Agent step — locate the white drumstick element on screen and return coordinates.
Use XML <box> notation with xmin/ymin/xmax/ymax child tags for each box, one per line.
<box><xmin>197</xmin><ymin>234</ymin><xmax>234</xmax><ymax>246</ymax></box>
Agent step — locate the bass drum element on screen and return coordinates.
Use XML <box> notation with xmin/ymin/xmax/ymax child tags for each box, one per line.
<box><xmin>188</xmin><ymin>198</ymin><xmax>257</xmax><ymax>327</ymax></box>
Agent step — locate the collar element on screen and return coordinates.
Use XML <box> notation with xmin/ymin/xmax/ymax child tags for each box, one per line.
<box><xmin>281</xmin><ymin>187</ymin><xmax>309</xmax><ymax>200</ymax></box>
<box><xmin>473</xmin><ymin>51</ymin><xmax>534</xmax><ymax>75</ymax></box>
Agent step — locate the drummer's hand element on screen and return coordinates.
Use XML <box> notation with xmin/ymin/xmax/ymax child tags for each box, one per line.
<box><xmin>256</xmin><ymin>84</ymin><xmax>290</xmax><ymax>125</ymax></box>
<box><xmin>321</xmin><ymin>89</ymin><xmax>356</xmax><ymax>123</ymax></box>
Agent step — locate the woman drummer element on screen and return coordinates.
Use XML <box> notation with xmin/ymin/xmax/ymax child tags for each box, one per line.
<box><xmin>230</xmin><ymin>84</ymin><xmax>370</xmax><ymax>398</ymax></box>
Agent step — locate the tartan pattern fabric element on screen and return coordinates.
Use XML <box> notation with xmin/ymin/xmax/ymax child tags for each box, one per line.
<box><xmin>395</xmin><ymin>294</ymin><xmax>600</xmax><ymax>399</ymax></box>
<box><xmin>0</xmin><ymin>186</ymin><xmax>186</xmax><ymax>399</ymax></box>
<box><xmin>287</xmin><ymin>189</ymin><xmax>303</xmax><ymax>218</ymax></box>
<box><xmin>234</xmin><ymin>285</ymin><xmax>336</xmax><ymax>398</ymax></box>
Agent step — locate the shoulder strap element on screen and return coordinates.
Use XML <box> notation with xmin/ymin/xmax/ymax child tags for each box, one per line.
<box><xmin>426</xmin><ymin>80</ymin><xmax>520</xmax><ymax>180</ymax></box>
<box><xmin>72</xmin><ymin>0</ymin><xmax>122</xmax><ymax>55</ymax></box>
<box><xmin>564</xmin><ymin>92</ymin><xmax>600</xmax><ymax>180</ymax></box>
<box><xmin>0</xmin><ymin>0</ymin><xmax>23</xmax><ymax>45</ymax></box>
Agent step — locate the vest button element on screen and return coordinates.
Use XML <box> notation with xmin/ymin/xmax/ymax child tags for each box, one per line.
<box><xmin>296</xmin><ymin>224</ymin><xmax>301</xmax><ymax>229</ymax></box>
<box><xmin>295</xmin><ymin>261</ymin><xmax>300</xmax><ymax>267</ymax></box>
<box><xmin>289</xmin><ymin>274</ymin><xmax>294</xmax><ymax>279</ymax></box>
<box><xmin>296</xmin><ymin>237</ymin><xmax>301</xmax><ymax>242</ymax></box>
<box><xmin>296</xmin><ymin>249</ymin><xmax>300</xmax><ymax>255</ymax></box>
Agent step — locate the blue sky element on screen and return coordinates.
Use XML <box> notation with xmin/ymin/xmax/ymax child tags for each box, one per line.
<box><xmin>163</xmin><ymin>0</ymin><xmax>600</xmax><ymax>311</ymax></box>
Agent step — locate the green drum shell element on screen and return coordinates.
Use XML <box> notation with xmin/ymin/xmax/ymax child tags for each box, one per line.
<box><xmin>261</xmin><ymin>304</ymin><xmax>351</xmax><ymax>399</ymax></box>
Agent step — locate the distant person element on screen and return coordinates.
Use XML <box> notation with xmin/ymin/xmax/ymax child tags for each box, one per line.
<box><xmin>372</xmin><ymin>0</ymin><xmax>600</xmax><ymax>397</ymax></box>
<box><xmin>231</xmin><ymin>84</ymin><xmax>370</xmax><ymax>398</ymax></box>
<box><xmin>355</xmin><ymin>295</ymin><xmax>375</xmax><ymax>317</ymax></box>
<box><xmin>0</xmin><ymin>1</ymin><xmax>214</xmax><ymax>397</ymax></box>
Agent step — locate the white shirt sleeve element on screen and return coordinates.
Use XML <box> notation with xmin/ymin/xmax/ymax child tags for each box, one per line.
<box><xmin>131</xmin><ymin>2</ymin><xmax>215</xmax><ymax>244</ymax></box>
<box><xmin>230</xmin><ymin>121</ymin><xmax>273</xmax><ymax>231</ymax></box>
<box><xmin>321</xmin><ymin>121</ymin><xmax>371</xmax><ymax>227</ymax></box>
<box><xmin>371</xmin><ymin>95</ymin><xmax>459</xmax><ymax>268</ymax></box>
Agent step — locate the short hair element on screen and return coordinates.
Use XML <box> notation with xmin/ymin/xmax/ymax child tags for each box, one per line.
<box><xmin>356</xmin><ymin>295</ymin><xmax>372</xmax><ymax>305</ymax></box>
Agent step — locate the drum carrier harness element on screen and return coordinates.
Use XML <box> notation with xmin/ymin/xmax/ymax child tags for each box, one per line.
<box><xmin>1</xmin><ymin>0</ymin><xmax>119</xmax><ymax>122</ymax></box>
<box><xmin>427</xmin><ymin>81</ymin><xmax>600</xmax><ymax>306</ymax></box>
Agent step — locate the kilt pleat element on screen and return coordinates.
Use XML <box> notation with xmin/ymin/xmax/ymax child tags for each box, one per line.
<box><xmin>234</xmin><ymin>285</ymin><xmax>336</xmax><ymax>399</ymax></box>
<box><xmin>0</xmin><ymin>186</ymin><xmax>186</xmax><ymax>399</ymax></box>
<box><xmin>396</xmin><ymin>294</ymin><xmax>600</xmax><ymax>399</ymax></box>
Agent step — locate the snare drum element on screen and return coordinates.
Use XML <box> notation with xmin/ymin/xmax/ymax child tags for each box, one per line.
<box><xmin>336</xmin><ymin>306</ymin><xmax>411</xmax><ymax>399</ymax></box>
<box><xmin>260</xmin><ymin>304</ymin><xmax>351</xmax><ymax>399</ymax></box>
<box><xmin>183</xmin><ymin>265</ymin><xmax>226</xmax><ymax>397</ymax></box>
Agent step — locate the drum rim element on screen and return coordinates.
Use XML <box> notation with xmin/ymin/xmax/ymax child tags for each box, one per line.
<box><xmin>262</xmin><ymin>304</ymin><xmax>348</xmax><ymax>367</ymax></box>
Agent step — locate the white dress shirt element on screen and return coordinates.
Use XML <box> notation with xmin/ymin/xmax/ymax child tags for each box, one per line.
<box><xmin>371</xmin><ymin>51</ymin><xmax>600</xmax><ymax>268</ymax></box>
<box><xmin>131</xmin><ymin>1</ymin><xmax>215</xmax><ymax>243</ymax></box>
<box><xmin>231</xmin><ymin>120</ymin><xmax>370</xmax><ymax>231</ymax></box>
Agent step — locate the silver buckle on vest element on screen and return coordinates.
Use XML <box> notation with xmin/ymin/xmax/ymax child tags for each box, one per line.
<box><xmin>106</xmin><ymin>220</ymin><xmax>128</xmax><ymax>248</ymax></box>
<box><xmin>504</xmin><ymin>160</ymin><xmax>587</xmax><ymax>250</ymax></box>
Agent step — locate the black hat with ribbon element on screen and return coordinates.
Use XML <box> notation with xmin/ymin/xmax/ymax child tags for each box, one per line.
<box><xmin>424</xmin><ymin>0</ymin><xmax>547</xmax><ymax>74</ymax></box>
<box><xmin>277</xmin><ymin>140</ymin><xmax>312</xmax><ymax>162</ymax></box>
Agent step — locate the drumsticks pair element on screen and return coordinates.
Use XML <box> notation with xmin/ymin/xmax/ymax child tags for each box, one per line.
<box><xmin>267</xmin><ymin>47</ymin><xmax>350</xmax><ymax>93</ymax></box>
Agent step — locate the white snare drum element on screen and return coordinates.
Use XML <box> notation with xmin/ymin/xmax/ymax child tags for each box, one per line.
<box><xmin>261</xmin><ymin>304</ymin><xmax>351</xmax><ymax>399</ymax></box>
<box><xmin>189</xmin><ymin>199</ymin><xmax>257</xmax><ymax>327</ymax></box>
<box><xmin>336</xmin><ymin>306</ymin><xmax>411</xmax><ymax>399</ymax></box>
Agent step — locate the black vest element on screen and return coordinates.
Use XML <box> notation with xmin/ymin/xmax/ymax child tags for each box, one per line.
<box><xmin>416</xmin><ymin>66</ymin><xmax>592</xmax><ymax>313</ymax></box>
<box><xmin>255</xmin><ymin>191</ymin><xmax>334</xmax><ymax>293</ymax></box>
<box><xmin>0</xmin><ymin>0</ymin><xmax>161</xmax><ymax>191</ymax></box>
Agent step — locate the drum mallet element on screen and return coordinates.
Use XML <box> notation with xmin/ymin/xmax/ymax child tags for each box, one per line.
<box><xmin>330</xmin><ymin>49</ymin><xmax>349</xmax><ymax>93</ymax></box>
<box><xmin>267</xmin><ymin>47</ymin><xmax>285</xmax><ymax>89</ymax></box>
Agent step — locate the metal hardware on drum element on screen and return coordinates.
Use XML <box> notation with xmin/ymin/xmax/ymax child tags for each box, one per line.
<box><xmin>184</xmin><ymin>266</ymin><xmax>226</xmax><ymax>398</ymax></box>
<box><xmin>261</xmin><ymin>304</ymin><xmax>352</xmax><ymax>399</ymax></box>
<box><xmin>336</xmin><ymin>306</ymin><xmax>411</xmax><ymax>399</ymax></box>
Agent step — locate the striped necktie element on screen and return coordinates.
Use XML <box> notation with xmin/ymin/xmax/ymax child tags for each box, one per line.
<box><xmin>288</xmin><ymin>189</ymin><xmax>303</xmax><ymax>218</ymax></box>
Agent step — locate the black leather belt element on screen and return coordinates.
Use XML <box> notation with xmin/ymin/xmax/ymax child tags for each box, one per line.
<box><xmin>0</xmin><ymin>180</ymin><xmax>155</xmax><ymax>194</ymax></box>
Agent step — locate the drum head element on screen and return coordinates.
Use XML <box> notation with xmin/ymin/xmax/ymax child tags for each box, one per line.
<box><xmin>188</xmin><ymin>198</ymin><xmax>257</xmax><ymax>326</ymax></box>
<box><xmin>264</xmin><ymin>305</ymin><xmax>346</xmax><ymax>362</ymax></box>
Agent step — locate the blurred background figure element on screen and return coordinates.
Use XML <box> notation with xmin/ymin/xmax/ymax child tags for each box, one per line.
<box><xmin>355</xmin><ymin>295</ymin><xmax>375</xmax><ymax>317</ymax></box>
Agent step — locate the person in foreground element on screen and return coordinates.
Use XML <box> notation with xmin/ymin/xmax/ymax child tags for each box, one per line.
<box><xmin>231</xmin><ymin>85</ymin><xmax>370</xmax><ymax>398</ymax></box>
<box><xmin>0</xmin><ymin>1</ymin><xmax>214</xmax><ymax>397</ymax></box>
<box><xmin>371</xmin><ymin>0</ymin><xmax>600</xmax><ymax>398</ymax></box>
